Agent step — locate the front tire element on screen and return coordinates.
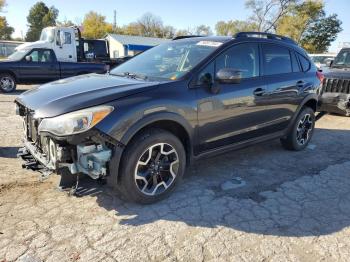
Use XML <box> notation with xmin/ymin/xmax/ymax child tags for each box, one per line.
<box><xmin>117</xmin><ymin>128</ymin><xmax>186</xmax><ymax>204</ymax></box>
<box><xmin>281</xmin><ymin>107</ymin><xmax>315</xmax><ymax>151</ymax></box>
<box><xmin>0</xmin><ymin>73</ymin><xmax>16</xmax><ymax>93</ymax></box>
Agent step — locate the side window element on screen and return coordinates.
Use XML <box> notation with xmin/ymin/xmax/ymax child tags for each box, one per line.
<box><xmin>215</xmin><ymin>43</ymin><xmax>259</xmax><ymax>79</ymax></box>
<box><xmin>196</xmin><ymin>61</ymin><xmax>214</xmax><ymax>85</ymax></box>
<box><xmin>28</xmin><ymin>50</ymin><xmax>39</xmax><ymax>62</ymax></box>
<box><xmin>297</xmin><ymin>54</ymin><xmax>311</xmax><ymax>72</ymax></box>
<box><xmin>64</xmin><ymin>32</ymin><xmax>71</xmax><ymax>45</ymax></box>
<box><xmin>27</xmin><ymin>50</ymin><xmax>54</xmax><ymax>63</ymax></box>
<box><xmin>262</xmin><ymin>44</ymin><xmax>292</xmax><ymax>75</ymax></box>
<box><xmin>291</xmin><ymin>51</ymin><xmax>301</xmax><ymax>72</ymax></box>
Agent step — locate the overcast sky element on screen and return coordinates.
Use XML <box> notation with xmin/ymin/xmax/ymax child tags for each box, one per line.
<box><xmin>4</xmin><ymin>0</ymin><xmax>350</xmax><ymax>52</ymax></box>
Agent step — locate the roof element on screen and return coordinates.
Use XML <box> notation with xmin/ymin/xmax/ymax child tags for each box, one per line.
<box><xmin>107</xmin><ymin>34</ymin><xmax>170</xmax><ymax>47</ymax></box>
<box><xmin>174</xmin><ymin>36</ymin><xmax>233</xmax><ymax>43</ymax></box>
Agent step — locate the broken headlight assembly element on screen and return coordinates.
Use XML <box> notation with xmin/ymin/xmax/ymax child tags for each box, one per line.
<box><xmin>38</xmin><ymin>105</ymin><xmax>114</xmax><ymax>136</ymax></box>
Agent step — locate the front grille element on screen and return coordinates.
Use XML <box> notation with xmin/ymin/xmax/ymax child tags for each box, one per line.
<box><xmin>322</xmin><ymin>78</ymin><xmax>350</xmax><ymax>94</ymax></box>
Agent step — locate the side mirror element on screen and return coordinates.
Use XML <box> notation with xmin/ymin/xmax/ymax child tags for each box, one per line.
<box><xmin>216</xmin><ymin>68</ymin><xmax>242</xmax><ymax>84</ymax></box>
<box><xmin>326</xmin><ymin>59</ymin><xmax>333</xmax><ymax>67</ymax></box>
<box><xmin>199</xmin><ymin>73</ymin><xmax>221</xmax><ymax>94</ymax></box>
<box><xmin>25</xmin><ymin>56</ymin><xmax>32</xmax><ymax>62</ymax></box>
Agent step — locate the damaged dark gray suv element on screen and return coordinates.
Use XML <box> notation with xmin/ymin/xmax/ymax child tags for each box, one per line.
<box><xmin>15</xmin><ymin>32</ymin><xmax>322</xmax><ymax>204</ymax></box>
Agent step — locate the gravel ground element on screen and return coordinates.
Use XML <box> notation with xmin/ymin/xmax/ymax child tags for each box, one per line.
<box><xmin>1</xmin><ymin>85</ymin><xmax>350</xmax><ymax>262</ymax></box>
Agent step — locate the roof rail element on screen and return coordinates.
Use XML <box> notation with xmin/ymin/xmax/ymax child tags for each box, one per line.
<box><xmin>235</xmin><ymin>32</ymin><xmax>297</xmax><ymax>45</ymax></box>
<box><xmin>172</xmin><ymin>35</ymin><xmax>203</xmax><ymax>41</ymax></box>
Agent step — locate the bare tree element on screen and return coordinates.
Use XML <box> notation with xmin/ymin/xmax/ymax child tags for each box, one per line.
<box><xmin>245</xmin><ymin>0</ymin><xmax>298</xmax><ymax>32</ymax></box>
<box><xmin>137</xmin><ymin>12</ymin><xmax>164</xmax><ymax>37</ymax></box>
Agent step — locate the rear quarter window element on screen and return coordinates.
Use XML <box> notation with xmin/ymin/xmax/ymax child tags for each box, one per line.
<box><xmin>297</xmin><ymin>54</ymin><xmax>311</xmax><ymax>72</ymax></box>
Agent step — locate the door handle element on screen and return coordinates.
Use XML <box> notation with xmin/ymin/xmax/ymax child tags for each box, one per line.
<box><xmin>253</xmin><ymin>88</ymin><xmax>266</xmax><ymax>96</ymax></box>
<box><xmin>296</xmin><ymin>80</ymin><xmax>305</xmax><ymax>88</ymax></box>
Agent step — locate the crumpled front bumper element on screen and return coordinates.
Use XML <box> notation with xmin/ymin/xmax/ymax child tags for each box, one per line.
<box><xmin>319</xmin><ymin>92</ymin><xmax>350</xmax><ymax>116</ymax></box>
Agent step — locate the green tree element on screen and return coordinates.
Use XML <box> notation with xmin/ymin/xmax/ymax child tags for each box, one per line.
<box><xmin>25</xmin><ymin>1</ymin><xmax>58</xmax><ymax>41</ymax></box>
<box><xmin>276</xmin><ymin>0</ymin><xmax>323</xmax><ymax>43</ymax></box>
<box><xmin>0</xmin><ymin>16</ymin><xmax>13</xmax><ymax>40</ymax></box>
<box><xmin>215</xmin><ymin>20</ymin><xmax>258</xmax><ymax>35</ymax></box>
<box><xmin>82</xmin><ymin>11</ymin><xmax>113</xmax><ymax>39</ymax></box>
<box><xmin>276</xmin><ymin>0</ymin><xmax>342</xmax><ymax>53</ymax></box>
<box><xmin>302</xmin><ymin>14</ymin><xmax>342</xmax><ymax>53</ymax></box>
<box><xmin>0</xmin><ymin>0</ymin><xmax>13</xmax><ymax>40</ymax></box>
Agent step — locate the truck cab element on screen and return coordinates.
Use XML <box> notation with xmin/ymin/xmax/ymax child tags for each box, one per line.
<box><xmin>17</xmin><ymin>27</ymin><xmax>78</xmax><ymax>63</ymax></box>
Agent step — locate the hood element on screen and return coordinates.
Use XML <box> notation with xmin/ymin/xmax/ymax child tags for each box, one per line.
<box><xmin>16</xmin><ymin>73</ymin><xmax>159</xmax><ymax>118</ymax></box>
<box><xmin>15</xmin><ymin>41</ymin><xmax>50</xmax><ymax>51</ymax></box>
<box><xmin>325</xmin><ymin>67</ymin><xmax>350</xmax><ymax>79</ymax></box>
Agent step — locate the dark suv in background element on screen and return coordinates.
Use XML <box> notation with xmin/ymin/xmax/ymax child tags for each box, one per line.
<box><xmin>16</xmin><ymin>32</ymin><xmax>322</xmax><ymax>204</ymax></box>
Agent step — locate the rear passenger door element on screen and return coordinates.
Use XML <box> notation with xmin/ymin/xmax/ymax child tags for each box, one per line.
<box><xmin>261</xmin><ymin>43</ymin><xmax>304</xmax><ymax>131</ymax></box>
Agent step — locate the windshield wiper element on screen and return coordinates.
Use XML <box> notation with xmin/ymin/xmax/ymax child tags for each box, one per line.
<box><xmin>112</xmin><ymin>72</ymin><xmax>148</xmax><ymax>80</ymax></box>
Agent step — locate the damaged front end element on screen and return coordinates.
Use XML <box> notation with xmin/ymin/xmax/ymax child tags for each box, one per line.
<box><xmin>16</xmin><ymin>103</ymin><xmax>123</xmax><ymax>191</ymax></box>
<box><xmin>319</xmin><ymin>78</ymin><xmax>350</xmax><ymax>116</ymax></box>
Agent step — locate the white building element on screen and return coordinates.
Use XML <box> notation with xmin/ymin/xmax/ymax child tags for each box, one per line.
<box><xmin>106</xmin><ymin>34</ymin><xmax>170</xmax><ymax>58</ymax></box>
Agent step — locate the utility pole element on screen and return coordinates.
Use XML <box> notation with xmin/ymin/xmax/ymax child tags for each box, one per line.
<box><xmin>113</xmin><ymin>10</ymin><xmax>117</xmax><ymax>31</ymax></box>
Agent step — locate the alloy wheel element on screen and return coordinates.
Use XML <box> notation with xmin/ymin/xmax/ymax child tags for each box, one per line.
<box><xmin>134</xmin><ymin>143</ymin><xmax>179</xmax><ymax>196</ymax></box>
<box><xmin>0</xmin><ymin>76</ymin><xmax>15</xmax><ymax>92</ymax></box>
<box><xmin>296</xmin><ymin>114</ymin><xmax>314</xmax><ymax>145</ymax></box>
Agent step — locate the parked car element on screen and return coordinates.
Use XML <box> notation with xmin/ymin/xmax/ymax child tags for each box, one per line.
<box><xmin>319</xmin><ymin>48</ymin><xmax>350</xmax><ymax>116</ymax></box>
<box><xmin>309</xmin><ymin>53</ymin><xmax>336</xmax><ymax>70</ymax></box>
<box><xmin>15</xmin><ymin>32</ymin><xmax>322</xmax><ymax>204</ymax></box>
<box><xmin>0</xmin><ymin>48</ymin><xmax>108</xmax><ymax>93</ymax></box>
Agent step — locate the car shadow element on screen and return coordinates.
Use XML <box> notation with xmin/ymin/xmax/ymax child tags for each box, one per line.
<box><xmin>38</xmin><ymin>127</ymin><xmax>350</xmax><ymax>237</ymax></box>
<box><xmin>0</xmin><ymin>147</ymin><xmax>21</xmax><ymax>158</ymax></box>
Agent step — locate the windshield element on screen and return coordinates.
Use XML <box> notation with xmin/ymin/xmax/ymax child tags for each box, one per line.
<box><xmin>310</xmin><ymin>56</ymin><xmax>334</xmax><ymax>64</ymax></box>
<box><xmin>39</xmin><ymin>28</ymin><xmax>55</xmax><ymax>43</ymax></box>
<box><xmin>110</xmin><ymin>40</ymin><xmax>223</xmax><ymax>81</ymax></box>
<box><xmin>333</xmin><ymin>50</ymin><xmax>350</xmax><ymax>67</ymax></box>
<box><xmin>7</xmin><ymin>49</ymin><xmax>28</xmax><ymax>61</ymax></box>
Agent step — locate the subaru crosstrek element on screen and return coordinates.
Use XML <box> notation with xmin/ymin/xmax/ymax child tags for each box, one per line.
<box><xmin>15</xmin><ymin>32</ymin><xmax>323</xmax><ymax>204</ymax></box>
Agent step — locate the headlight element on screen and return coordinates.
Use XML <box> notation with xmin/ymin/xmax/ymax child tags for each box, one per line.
<box><xmin>38</xmin><ymin>105</ymin><xmax>114</xmax><ymax>136</ymax></box>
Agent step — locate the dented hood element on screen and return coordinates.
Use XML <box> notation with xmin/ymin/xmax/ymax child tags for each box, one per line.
<box><xmin>16</xmin><ymin>73</ymin><xmax>159</xmax><ymax>118</ymax></box>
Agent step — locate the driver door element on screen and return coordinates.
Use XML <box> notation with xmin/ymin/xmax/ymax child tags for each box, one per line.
<box><xmin>19</xmin><ymin>49</ymin><xmax>60</xmax><ymax>83</ymax></box>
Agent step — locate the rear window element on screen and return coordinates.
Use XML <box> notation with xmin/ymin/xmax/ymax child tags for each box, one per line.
<box><xmin>297</xmin><ymin>54</ymin><xmax>311</xmax><ymax>72</ymax></box>
<box><xmin>262</xmin><ymin>44</ymin><xmax>292</xmax><ymax>75</ymax></box>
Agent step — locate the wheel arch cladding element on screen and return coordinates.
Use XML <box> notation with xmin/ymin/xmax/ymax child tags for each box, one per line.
<box><xmin>113</xmin><ymin>118</ymin><xmax>193</xmax><ymax>184</ymax></box>
<box><xmin>303</xmin><ymin>98</ymin><xmax>317</xmax><ymax>112</ymax></box>
<box><xmin>124</xmin><ymin>119</ymin><xmax>192</xmax><ymax>164</ymax></box>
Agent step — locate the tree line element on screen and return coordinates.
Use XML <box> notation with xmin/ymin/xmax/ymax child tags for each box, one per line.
<box><xmin>0</xmin><ymin>0</ymin><xmax>343</xmax><ymax>53</ymax></box>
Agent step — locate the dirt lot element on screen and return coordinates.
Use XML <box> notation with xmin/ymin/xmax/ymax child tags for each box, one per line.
<box><xmin>1</xmin><ymin>85</ymin><xmax>350</xmax><ymax>262</ymax></box>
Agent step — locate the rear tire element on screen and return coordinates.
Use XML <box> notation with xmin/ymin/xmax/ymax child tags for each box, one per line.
<box><xmin>116</xmin><ymin>128</ymin><xmax>186</xmax><ymax>204</ymax></box>
<box><xmin>281</xmin><ymin>107</ymin><xmax>315</xmax><ymax>151</ymax></box>
<box><xmin>0</xmin><ymin>73</ymin><xmax>16</xmax><ymax>93</ymax></box>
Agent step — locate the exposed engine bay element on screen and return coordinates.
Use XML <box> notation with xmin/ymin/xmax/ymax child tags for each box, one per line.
<box><xmin>16</xmin><ymin>102</ymin><xmax>120</xmax><ymax>192</ymax></box>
